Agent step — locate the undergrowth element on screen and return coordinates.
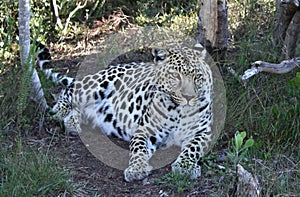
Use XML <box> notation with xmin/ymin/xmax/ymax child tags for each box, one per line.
<box><xmin>222</xmin><ymin>0</ymin><xmax>299</xmax><ymax>195</ymax></box>
<box><xmin>225</xmin><ymin>0</ymin><xmax>299</xmax><ymax>154</ymax></box>
<box><xmin>0</xmin><ymin>145</ymin><xmax>74</xmax><ymax>196</ymax></box>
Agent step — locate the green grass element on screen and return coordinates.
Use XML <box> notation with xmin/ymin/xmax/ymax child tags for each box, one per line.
<box><xmin>0</xmin><ymin>144</ymin><xmax>74</xmax><ymax>197</ymax></box>
<box><xmin>246</xmin><ymin>153</ymin><xmax>300</xmax><ymax>196</ymax></box>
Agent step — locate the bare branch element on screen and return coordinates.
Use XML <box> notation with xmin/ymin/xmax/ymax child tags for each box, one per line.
<box><xmin>242</xmin><ymin>58</ymin><xmax>300</xmax><ymax>80</ymax></box>
<box><xmin>197</xmin><ymin>0</ymin><xmax>228</xmax><ymax>51</ymax></box>
<box><xmin>62</xmin><ymin>0</ymin><xmax>87</xmax><ymax>36</ymax></box>
<box><xmin>274</xmin><ymin>0</ymin><xmax>298</xmax><ymax>48</ymax></box>
<box><xmin>51</xmin><ymin>0</ymin><xmax>63</xmax><ymax>29</ymax></box>
<box><xmin>18</xmin><ymin>0</ymin><xmax>31</xmax><ymax>64</ymax></box>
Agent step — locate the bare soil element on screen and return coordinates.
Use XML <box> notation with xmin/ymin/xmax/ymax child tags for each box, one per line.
<box><xmin>38</xmin><ymin>128</ymin><xmax>228</xmax><ymax>197</ymax></box>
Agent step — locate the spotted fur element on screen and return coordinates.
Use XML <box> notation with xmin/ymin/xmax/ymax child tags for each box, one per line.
<box><xmin>39</xmin><ymin>46</ymin><xmax>214</xmax><ymax>182</ymax></box>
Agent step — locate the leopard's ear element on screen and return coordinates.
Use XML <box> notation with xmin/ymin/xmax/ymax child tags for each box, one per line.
<box><xmin>51</xmin><ymin>91</ymin><xmax>63</xmax><ymax>102</ymax></box>
<box><xmin>152</xmin><ymin>48</ymin><xmax>169</xmax><ymax>65</ymax></box>
<box><xmin>51</xmin><ymin>93</ymin><xmax>60</xmax><ymax>102</ymax></box>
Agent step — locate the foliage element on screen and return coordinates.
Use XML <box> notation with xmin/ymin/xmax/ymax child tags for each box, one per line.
<box><xmin>135</xmin><ymin>0</ymin><xmax>198</xmax><ymax>34</ymax></box>
<box><xmin>288</xmin><ymin>72</ymin><xmax>300</xmax><ymax>96</ymax></box>
<box><xmin>0</xmin><ymin>0</ymin><xmax>18</xmax><ymax>63</ymax></box>
<box><xmin>228</xmin><ymin>0</ymin><xmax>276</xmax><ymax>39</ymax></box>
<box><xmin>17</xmin><ymin>44</ymin><xmax>38</xmax><ymax>125</ymax></box>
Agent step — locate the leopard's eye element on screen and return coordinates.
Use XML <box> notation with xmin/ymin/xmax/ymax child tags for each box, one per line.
<box><xmin>194</xmin><ymin>75</ymin><xmax>202</xmax><ymax>85</ymax></box>
<box><xmin>170</xmin><ymin>72</ymin><xmax>180</xmax><ymax>79</ymax></box>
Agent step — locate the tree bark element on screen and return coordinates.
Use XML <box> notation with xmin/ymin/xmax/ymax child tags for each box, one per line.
<box><xmin>18</xmin><ymin>0</ymin><xmax>48</xmax><ymax>110</ymax></box>
<box><xmin>197</xmin><ymin>0</ymin><xmax>228</xmax><ymax>55</ymax></box>
<box><xmin>282</xmin><ymin>9</ymin><xmax>300</xmax><ymax>59</ymax></box>
<box><xmin>274</xmin><ymin>0</ymin><xmax>300</xmax><ymax>59</ymax></box>
<box><xmin>19</xmin><ymin>0</ymin><xmax>31</xmax><ymax>63</ymax></box>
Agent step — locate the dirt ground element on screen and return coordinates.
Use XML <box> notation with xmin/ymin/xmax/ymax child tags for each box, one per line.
<box><xmin>37</xmin><ymin>127</ymin><xmax>228</xmax><ymax>197</ymax></box>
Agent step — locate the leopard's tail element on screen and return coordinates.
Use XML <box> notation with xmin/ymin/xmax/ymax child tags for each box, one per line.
<box><xmin>37</xmin><ymin>44</ymin><xmax>75</xmax><ymax>87</ymax></box>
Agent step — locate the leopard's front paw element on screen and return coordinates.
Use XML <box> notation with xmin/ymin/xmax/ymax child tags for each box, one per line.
<box><xmin>65</xmin><ymin>125</ymin><xmax>81</xmax><ymax>136</ymax></box>
<box><xmin>171</xmin><ymin>159</ymin><xmax>201</xmax><ymax>179</ymax></box>
<box><xmin>124</xmin><ymin>163</ymin><xmax>153</xmax><ymax>182</ymax></box>
<box><xmin>64</xmin><ymin>114</ymin><xmax>81</xmax><ymax>136</ymax></box>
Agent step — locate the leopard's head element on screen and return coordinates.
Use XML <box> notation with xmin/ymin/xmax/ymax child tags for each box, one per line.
<box><xmin>153</xmin><ymin>46</ymin><xmax>212</xmax><ymax>107</ymax></box>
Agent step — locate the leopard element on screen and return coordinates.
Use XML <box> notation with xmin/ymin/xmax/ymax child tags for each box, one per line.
<box><xmin>38</xmin><ymin>45</ymin><xmax>214</xmax><ymax>182</ymax></box>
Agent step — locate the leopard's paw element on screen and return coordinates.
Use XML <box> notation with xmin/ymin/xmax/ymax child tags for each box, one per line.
<box><xmin>65</xmin><ymin>125</ymin><xmax>81</xmax><ymax>136</ymax></box>
<box><xmin>124</xmin><ymin>164</ymin><xmax>152</xmax><ymax>182</ymax></box>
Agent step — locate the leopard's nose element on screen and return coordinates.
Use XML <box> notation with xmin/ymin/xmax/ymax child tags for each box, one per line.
<box><xmin>182</xmin><ymin>94</ymin><xmax>195</xmax><ymax>102</ymax></box>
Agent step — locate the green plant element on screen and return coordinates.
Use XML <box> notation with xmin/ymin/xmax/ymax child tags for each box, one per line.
<box><xmin>154</xmin><ymin>172</ymin><xmax>196</xmax><ymax>193</ymax></box>
<box><xmin>288</xmin><ymin>72</ymin><xmax>300</xmax><ymax>96</ymax></box>
<box><xmin>17</xmin><ymin>21</ymin><xmax>44</xmax><ymax>131</ymax></box>
<box><xmin>227</xmin><ymin>131</ymin><xmax>254</xmax><ymax>196</ymax></box>
<box><xmin>228</xmin><ymin>131</ymin><xmax>254</xmax><ymax>166</ymax></box>
<box><xmin>17</xmin><ymin>46</ymin><xmax>36</xmax><ymax>123</ymax></box>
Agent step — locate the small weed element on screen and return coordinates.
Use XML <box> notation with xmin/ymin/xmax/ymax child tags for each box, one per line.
<box><xmin>227</xmin><ymin>131</ymin><xmax>255</xmax><ymax>195</ymax></box>
<box><xmin>154</xmin><ymin>172</ymin><xmax>195</xmax><ymax>193</ymax></box>
<box><xmin>228</xmin><ymin>131</ymin><xmax>254</xmax><ymax>166</ymax></box>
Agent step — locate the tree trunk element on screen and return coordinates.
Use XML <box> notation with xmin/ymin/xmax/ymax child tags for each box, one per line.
<box><xmin>274</xmin><ymin>0</ymin><xmax>300</xmax><ymax>59</ymax></box>
<box><xmin>196</xmin><ymin>0</ymin><xmax>229</xmax><ymax>56</ymax></box>
<box><xmin>18</xmin><ymin>0</ymin><xmax>48</xmax><ymax>111</ymax></box>
<box><xmin>18</xmin><ymin>0</ymin><xmax>31</xmax><ymax>63</ymax></box>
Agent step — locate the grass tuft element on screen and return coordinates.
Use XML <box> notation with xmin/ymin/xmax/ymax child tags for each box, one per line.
<box><xmin>0</xmin><ymin>146</ymin><xmax>74</xmax><ymax>197</ymax></box>
<box><xmin>154</xmin><ymin>172</ymin><xmax>196</xmax><ymax>193</ymax></box>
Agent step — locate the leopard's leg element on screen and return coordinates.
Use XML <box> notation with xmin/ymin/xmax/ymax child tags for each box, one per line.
<box><xmin>171</xmin><ymin>128</ymin><xmax>212</xmax><ymax>179</ymax></box>
<box><xmin>124</xmin><ymin>129</ymin><xmax>156</xmax><ymax>182</ymax></box>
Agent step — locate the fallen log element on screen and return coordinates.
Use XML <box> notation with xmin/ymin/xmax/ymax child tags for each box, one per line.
<box><xmin>242</xmin><ymin>57</ymin><xmax>300</xmax><ymax>80</ymax></box>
